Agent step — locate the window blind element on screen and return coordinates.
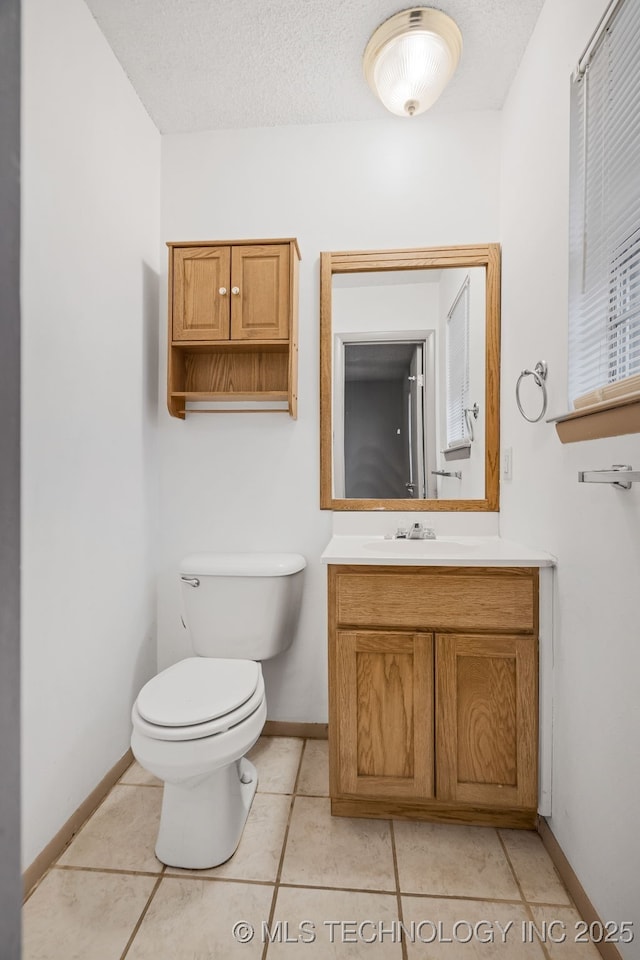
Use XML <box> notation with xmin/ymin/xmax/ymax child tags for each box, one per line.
<box><xmin>568</xmin><ymin>0</ymin><xmax>640</xmax><ymax>407</ymax></box>
<box><xmin>446</xmin><ymin>276</ymin><xmax>470</xmax><ymax>446</ymax></box>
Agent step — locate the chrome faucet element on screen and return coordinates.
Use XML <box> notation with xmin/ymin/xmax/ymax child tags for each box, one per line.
<box><xmin>397</xmin><ymin>522</ymin><xmax>436</xmax><ymax>540</ymax></box>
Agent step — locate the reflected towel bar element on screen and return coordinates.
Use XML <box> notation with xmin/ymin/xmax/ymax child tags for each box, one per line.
<box><xmin>432</xmin><ymin>469</ymin><xmax>462</xmax><ymax>480</ymax></box>
<box><xmin>578</xmin><ymin>464</ymin><xmax>640</xmax><ymax>490</ymax></box>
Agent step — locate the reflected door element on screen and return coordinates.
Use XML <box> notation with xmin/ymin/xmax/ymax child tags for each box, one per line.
<box><xmin>342</xmin><ymin>340</ymin><xmax>427</xmax><ymax>499</ymax></box>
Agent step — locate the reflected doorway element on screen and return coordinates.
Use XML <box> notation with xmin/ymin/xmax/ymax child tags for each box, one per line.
<box><xmin>334</xmin><ymin>332</ymin><xmax>437</xmax><ymax>499</ymax></box>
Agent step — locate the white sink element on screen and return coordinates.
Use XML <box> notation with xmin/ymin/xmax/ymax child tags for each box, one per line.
<box><xmin>321</xmin><ymin>535</ymin><xmax>556</xmax><ymax>567</ymax></box>
<box><xmin>362</xmin><ymin>538</ymin><xmax>474</xmax><ymax>555</ymax></box>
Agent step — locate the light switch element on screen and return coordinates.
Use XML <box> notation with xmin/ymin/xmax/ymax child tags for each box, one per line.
<box><xmin>503</xmin><ymin>447</ymin><xmax>513</xmax><ymax>481</ymax></box>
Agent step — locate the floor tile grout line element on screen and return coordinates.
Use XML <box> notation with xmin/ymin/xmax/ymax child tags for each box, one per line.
<box><xmin>119</xmin><ymin>868</ymin><xmax>166</xmax><ymax>960</ymax></box>
<box><xmin>378</xmin><ymin>889</ymin><xmax>535</xmax><ymax>906</ymax></box>
<box><xmin>390</xmin><ymin>821</ymin><xmax>409</xmax><ymax>960</ymax></box>
<box><xmin>292</xmin><ymin>736</ymin><xmax>329</xmax><ymax>799</ymax></box>
<box><xmin>520</xmin><ymin>899</ymin><xmax>583</xmax><ymax>909</ymax></box>
<box><xmin>495</xmin><ymin>830</ymin><xmax>528</xmax><ymax>902</ymax></box>
<box><xmin>497</xmin><ymin>830</ymin><xmax>554</xmax><ymax>960</ymax></box>
<box><xmin>532</xmin><ymin>833</ymin><xmax>580</xmax><ymax>914</ymax></box>
<box><xmin>162</xmin><ymin>872</ymin><xmax>276</xmax><ymax>887</ymax></box>
<box><xmin>268</xmin><ymin>882</ymin><xmax>553</xmax><ymax>907</ymax></box>
<box><xmin>118</xmin><ymin>782</ymin><xmax>163</xmax><ymax>788</ymax></box>
<box><xmin>400</xmin><ymin>887</ymin><xmax>581</xmax><ymax>908</ymax></box>
<box><xmin>290</xmin><ymin>738</ymin><xmax>307</xmax><ymax>796</ymax></box>
<box><xmin>261</xmin><ymin>738</ymin><xmax>308</xmax><ymax>960</ymax></box>
<box><xmin>497</xmin><ymin>828</ymin><xmax>578</xmax><ymax>912</ymax></box>
<box><xmin>53</xmin><ymin>864</ymin><xmax>164</xmax><ymax>879</ymax></box>
<box><xmin>45</xmin><ymin>862</ymin><xmax>580</xmax><ymax>908</ymax></box>
<box><xmin>261</xmin><ymin>789</ymin><xmax>329</xmax><ymax>798</ymax></box>
<box><xmin>278</xmin><ymin>882</ymin><xmax>399</xmax><ymax>897</ymax></box>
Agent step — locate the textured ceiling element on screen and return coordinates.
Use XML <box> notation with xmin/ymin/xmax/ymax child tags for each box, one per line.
<box><xmin>83</xmin><ymin>0</ymin><xmax>545</xmax><ymax>134</ymax></box>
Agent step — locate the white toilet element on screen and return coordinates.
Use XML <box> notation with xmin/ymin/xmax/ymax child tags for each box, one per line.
<box><xmin>131</xmin><ymin>552</ymin><xmax>306</xmax><ymax>869</ymax></box>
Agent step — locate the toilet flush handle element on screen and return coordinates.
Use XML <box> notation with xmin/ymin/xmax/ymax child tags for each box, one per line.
<box><xmin>180</xmin><ymin>576</ymin><xmax>200</xmax><ymax>587</ymax></box>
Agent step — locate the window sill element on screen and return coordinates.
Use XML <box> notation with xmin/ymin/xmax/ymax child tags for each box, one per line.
<box><xmin>549</xmin><ymin>393</ymin><xmax>640</xmax><ymax>443</ymax></box>
<box><xmin>443</xmin><ymin>442</ymin><xmax>471</xmax><ymax>462</ymax></box>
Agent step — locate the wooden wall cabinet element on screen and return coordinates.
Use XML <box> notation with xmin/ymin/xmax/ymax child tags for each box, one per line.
<box><xmin>167</xmin><ymin>239</ymin><xmax>300</xmax><ymax>418</ymax></box>
<box><xmin>328</xmin><ymin>565</ymin><xmax>539</xmax><ymax>829</ymax></box>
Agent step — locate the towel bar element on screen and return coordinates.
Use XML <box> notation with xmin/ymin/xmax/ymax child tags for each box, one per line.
<box><xmin>577</xmin><ymin>464</ymin><xmax>640</xmax><ymax>490</ymax></box>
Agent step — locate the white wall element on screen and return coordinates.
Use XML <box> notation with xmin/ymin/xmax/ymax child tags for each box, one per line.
<box><xmin>159</xmin><ymin>114</ymin><xmax>501</xmax><ymax>720</ymax></box>
<box><xmin>332</xmin><ymin>276</ymin><xmax>440</xmax><ymax>336</ymax></box>
<box><xmin>21</xmin><ymin>0</ymin><xmax>161</xmax><ymax>867</ymax></box>
<box><xmin>500</xmin><ymin>0</ymin><xmax>640</xmax><ymax>948</ymax></box>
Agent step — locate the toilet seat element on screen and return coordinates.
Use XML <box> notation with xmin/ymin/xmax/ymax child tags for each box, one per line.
<box><xmin>137</xmin><ymin>657</ymin><xmax>260</xmax><ymax>726</ymax></box>
<box><xmin>132</xmin><ymin>659</ymin><xmax>265</xmax><ymax>742</ymax></box>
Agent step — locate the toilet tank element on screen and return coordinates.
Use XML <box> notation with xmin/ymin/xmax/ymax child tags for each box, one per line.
<box><xmin>179</xmin><ymin>553</ymin><xmax>306</xmax><ymax>660</ymax></box>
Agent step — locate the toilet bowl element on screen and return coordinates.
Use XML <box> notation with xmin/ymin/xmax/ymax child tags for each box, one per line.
<box><xmin>130</xmin><ymin>553</ymin><xmax>305</xmax><ymax>869</ymax></box>
<box><xmin>132</xmin><ymin>658</ymin><xmax>267</xmax><ymax>869</ymax></box>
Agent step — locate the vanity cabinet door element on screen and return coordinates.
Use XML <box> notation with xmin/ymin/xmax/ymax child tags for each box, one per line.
<box><xmin>435</xmin><ymin>633</ymin><xmax>538</xmax><ymax>810</ymax></box>
<box><xmin>330</xmin><ymin>630</ymin><xmax>434</xmax><ymax>800</ymax></box>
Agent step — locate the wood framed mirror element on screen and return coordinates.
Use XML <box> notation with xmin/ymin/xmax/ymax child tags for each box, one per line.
<box><xmin>320</xmin><ymin>244</ymin><xmax>500</xmax><ymax>511</ymax></box>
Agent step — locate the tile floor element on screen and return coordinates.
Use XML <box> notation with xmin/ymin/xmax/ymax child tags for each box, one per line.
<box><xmin>23</xmin><ymin>737</ymin><xmax>600</xmax><ymax>959</ymax></box>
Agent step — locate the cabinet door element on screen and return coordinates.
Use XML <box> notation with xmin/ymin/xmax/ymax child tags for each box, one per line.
<box><xmin>436</xmin><ymin>634</ymin><xmax>537</xmax><ymax>809</ymax></box>
<box><xmin>172</xmin><ymin>246</ymin><xmax>231</xmax><ymax>340</ymax></box>
<box><xmin>230</xmin><ymin>244</ymin><xmax>290</xmax><ymax>340</ymax></box>
<box><xmin>331</xmin><ymin>631</ymin><xmax>434</xmax><ymax>800</ymax></box>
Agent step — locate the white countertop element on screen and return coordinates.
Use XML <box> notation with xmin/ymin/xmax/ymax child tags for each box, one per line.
<box><xmin>321</xmin><ymin>535</ymin><xmax>556</xmax><ymax>567</ymax></box>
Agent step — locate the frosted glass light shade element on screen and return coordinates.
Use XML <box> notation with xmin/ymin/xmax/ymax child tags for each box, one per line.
<box><xmin>364</xmin><ymin>8</ymin><xmax>462</xmax><ymax>117</ymax></box>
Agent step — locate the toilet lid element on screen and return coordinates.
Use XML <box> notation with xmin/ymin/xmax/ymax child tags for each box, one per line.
<box><xmin>136</xmin><ymin>658</ymin><xmax>260</xmax><ymax>727</ymax></box>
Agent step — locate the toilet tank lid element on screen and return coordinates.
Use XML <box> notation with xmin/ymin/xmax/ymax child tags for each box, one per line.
<box><xmin>180</xmin><ymin>552</ymin><xmax>306</xmax><ymax>577</ymax></box>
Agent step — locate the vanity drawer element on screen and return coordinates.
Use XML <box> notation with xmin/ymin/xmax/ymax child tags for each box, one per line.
<box><xmin>332</xmin><ymin>566</ymin><xmax>537</xmax><ymax>634</ymax></box>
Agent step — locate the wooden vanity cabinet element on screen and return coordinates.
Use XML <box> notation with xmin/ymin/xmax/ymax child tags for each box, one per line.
<box><xmin>167</xmin><ymin>239</ymin><xmax>299</xmax><ymax>418</ymax></box>
<box><xmin>328</xmin><ymin>565</ymin><xmax>539</xmax><ymax>829</ymax></box>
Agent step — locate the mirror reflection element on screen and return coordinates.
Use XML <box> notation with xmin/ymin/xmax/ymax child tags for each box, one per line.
<box><xmin>332</xmin><ymin>267</ymin><xmax>486</xmax><ymax>501</ymax></box>
<box><xmin>340</xmin><ymin>334</ymin><xmax>434</xmax><ymax>499</ymax></box>
<box><xmin>319</xmin><ymin>244</ymin><xmax>500</xmax><ymax>512</ymax></box>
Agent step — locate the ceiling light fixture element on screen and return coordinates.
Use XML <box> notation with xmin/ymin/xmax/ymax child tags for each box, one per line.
<box><xmin>363</xmin><ymin>7</ymin><xmax>462</xmax><ymax>118</ymax></box>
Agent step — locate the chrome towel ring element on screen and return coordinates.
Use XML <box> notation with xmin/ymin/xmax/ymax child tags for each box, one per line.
<box><xmin>516</xmin><ymin>361</ymin><xmax>548</xmax><ymax>423</ymax></box>
<box><xmin>464</xmin><ymin>402</ymin><xmax>479</xmax><ymax>442</ymax></box>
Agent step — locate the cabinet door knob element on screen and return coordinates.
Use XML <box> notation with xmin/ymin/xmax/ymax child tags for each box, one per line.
<box><xmin>218</xmin><ymin>287</ymin><xmax>227</xmax><ymax>296</ymax></box>
<box><xmin>231</xmin><ymin>286</ymin><xmax>240</xmax><ymax>295</ymax></box>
